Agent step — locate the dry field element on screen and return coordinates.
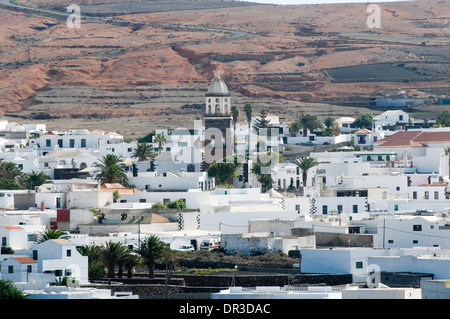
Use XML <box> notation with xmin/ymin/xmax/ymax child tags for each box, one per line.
<box><xmin>0</xmin><ymin>0</ymin><xmax>448</xmax><ymax>138</ymax></box>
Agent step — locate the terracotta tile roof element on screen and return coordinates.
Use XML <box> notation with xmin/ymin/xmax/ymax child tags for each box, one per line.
<box><xmin>13</xmin><ymin>257</ymin><xmax>37</xmax><ymax>264</ymax></box>
<box><xmin>374</xmin><ymin>131</ymin><xmax>424</xmax><ymax>148</ymax></box>
<box><xmin>42</xmin><ymin>130</ymin><xmax>59</xmax><ymax>137</ymax></box>
<box><xmin>414</xmin><ymin>132</ymin><xmax>450</xmax><ymax>143</ymax></box>
<box><xmin>90</xmin><ymin>129</ymin><xmax>105</xmax><ymax>134</ymax></box>
<box><xmin>355</xmin><ymin>129</ymin><xmax>372</xmax><ymax>134</ymax></box>
<box><xmin>0</xmin><ymin>225</ymin><xmax>24</xmax><ymax>230</ymax></box>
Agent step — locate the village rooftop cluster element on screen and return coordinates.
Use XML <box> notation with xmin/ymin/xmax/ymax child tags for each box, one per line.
<box><xmin>0</xmin><ymin>73</ymin><xmax>450</xmax><ymax>299</ymax></box>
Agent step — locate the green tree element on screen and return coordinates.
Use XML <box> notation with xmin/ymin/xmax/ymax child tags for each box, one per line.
<box><xmin>294</xmin><ymin>157</ymin><xmax>318</xmax><ymax>189</ymax></box>
<box><xmin>101</xmin><ymin>241</ymin><xmax>128</xmax><ymax>278</ymax></box>
<box><xmin>132</xmin><ymin>142</ymin><xmax>156</xmax><ymax>162</ymax></box>
<box><xmin>123</xmin><ymin>253</ymin><xmax>141</xmax><ymax>278</ymax></box>
<box><xmin>137</xmin><ymin>130</ymin><xmax>156</xmax><ymax>143</ymax></box>
<box><xmin>252</xmin><ymin>109</ymin><xmax>271</xmax><ymax>136</ymax></box>
<box><xmin>298</xmin><ymin>114</ymin><xmax>322</xmax><ymax>137</ymax></box>
<box><xmin>0</xmin><ymin>280</ymin><xmax>26</xmax><ymax>299</ymax></box>
<box><xmin>78</xmin><ymin>244</ymin><xmax>105</xmax><ymax>280</ymax></box>
<box><xmin>207</xmin><ymin>155</ymin><xmax>242</xmax><ymax>185</ymax></box>
<box><xmin>290</xmin><ymin>121</ymin><xmax>302</xmax><ymax>137</ymax></box>
<box><xmin>436</xmin><ymin>110</ymin><xmax>450</xmax><ymax>127</ymax></box>
<box><xmin>94</xmin><ymin>154</ymin><xmax>128</xmax><ymax>186</ymax></box>
<box><xmin>17</xmin><ymin>171</ymin><xmax>51</xmax><ymax>190</ymax></box>
<box><xmin>251</xmin><ymin>163</ymin><xmax>274</xmax><ymax>192</ymax></box>
<box><xmin>167</xmin><ymin>199</ymin><xmax>187</xmax><ymax>209</ymax></box>
<box><xmin>154</xmin><ymin>133</ymin><xmax>167</xmax><ymax>154</ymax></box>
<box><xmin>36</xmin><ymin>229</ymin><xmax>71</xmax><ymax>243</ymax></box>
<box><xmin>151</xmin><ymin>202</ymin><xmax>168</xmax><ymax>209</ymax></box>
<box><xmin>135</xmin><ymin>235</ymin><xmax>170</xmax><ymax>278</ymax></box>
<box><xmin>354</xmin><ymin>113</ymin><xmax>374</xmax><ymax>129</ymax></box>
<box><xmin>323</xmin><ymin>116</ymin><xmax>337</xmax><ymax>129</ymax></box>
<box><xmin>0</xmin><ymin>161</ymin><xmax>22</xmax><ymax>180</ymax></box>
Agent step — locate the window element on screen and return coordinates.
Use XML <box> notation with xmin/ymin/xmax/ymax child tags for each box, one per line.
<box><xmin>413</xmin><ymin>191</ymin><xmax>417</xmax><ymax>199</ymax></box>
<box><xmin>412</xmin><ymin>240</ymin><xmax>418</xmax><ymax>244</ymax></box>
<box><xmin>58</xmin><ymin>139</ymin><xmax>63</xmax><ymax>148</ymax></box>
<box><xmin>396</xmin><ymin>186</ymin><xmax>400</xmax><ymax>191</ymax></box>
<box><xmin>8</xmin><ymin>266</ymin><xmax>13</xmax><ymax>273</ymax></box>
<box><xmin>33</xmin><ymin>250</ymin><xmax>38</xmax><ymax>260</ymax></box>
<box><xmin>55</xmin><ymin>270</ymin><xmax>63</xmax><ymax>277</ymax></box>
<box><xmin>128</xmin><ymin>148</ymin><xmax>132</xmax><ymax>153</ymax></box>
<box><xmin>388</xmin><ymin>240</ymin><xmax>394</xmax><ymax>244</ymax></box>
<box><xmin>27</xmin><ymin>234</ymin><xmax>37</xmax><ymax>242</ymax></box>
<box><xmin>70</xmin><ymin>139</ymin><xmax>75</xmax><ymax>148</ymax></box>
<box><xmin>356</xmin><ymin>262</ymin><xmax>363</xmax><ymax>269</ymax></box>
<box><xmin>46</xmin><ymin>139</ymin><xmax>51</xmax><ymax>147</ymax></box>
<box><xmin>322</xmin><ymin>205</ymin><xmax>328</xmax><ymax>215</ymax></box>
<box><xmin>394</xmin><ymin>205</ymin><xmax>398</xmax><ymax>211</ymax></box>
<box><xmin>81</xmin><ymin>139</ymin><xmax>86</xmax><ymax>148</ymax></box>
<box><xmin>424</xmin><ymin>191</ymin><xmax>429</xmax><ymax>200</ymax></box>
<box><xmin>434</xmin><ymin>191</ymin><xmax>439</xmax><ymax>200</ymax></box>
<box><xmin>66</xmin><ymin>249</ymin><xmax>71</xmax><ymax>257</ymax></box>
<box><xmin>353</xmin><ymin>205</ymin><xmax>358</xmax><ymax>214</ymax></box>
<box><xmin>27</xmin><ymin>265</ymin><xmax>32</xmax><ymax>273</ymax></box>
<box><xmin>1</xmin><ymin>237</ymin><xmax>6</xmax><ymax>246</ymax></box>
<box><xmin>295</xmin><ymin>204</ymin><xmax>300</xmax><ymax>212</ymax></box>
<box><xmin>413</xmin><ymin>225</ymin><xmax>422</xmax><ymax>231</ymax></box>
<box><xmin>337</xmin><ymin>205</ymin><xmax>343</xmax><ymax>213</ymax></box>
<box><xmin>139</xmin><ymin>199</ymin><xmax>146</xmax><ymax>203</ymax></box>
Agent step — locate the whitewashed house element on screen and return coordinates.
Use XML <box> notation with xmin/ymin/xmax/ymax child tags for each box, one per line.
<box><xmin>0</xmin><ymin>256</ymin><xmax>38</xmax><ymax>283</ymax></box>
<box><xmin>31</xmin><ymin>239</ymin><xmax>89</xmax><ymax>284</ymax></box>
<box><xmin>373</xmin><ymin>215</ymin><xmax>450</xmax><ymax>249</ymax></box>
<box><xmin>0</xmin><ymin>226</ymin><xmax>29</xmax><ymax>250</ymax></box>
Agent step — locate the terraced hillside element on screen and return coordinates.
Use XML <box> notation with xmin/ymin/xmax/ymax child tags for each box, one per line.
<box><xmin>0</xmin><ymin>0</ymin><xmax>448</xmax><ymax>137</ymax></box>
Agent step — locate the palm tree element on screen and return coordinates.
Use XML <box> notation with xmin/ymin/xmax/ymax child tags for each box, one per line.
<box><xmin>17</xmin><ymin>171</ymin><xmax>51</xmax><ymax>190</ymax></box>
<box><xmin>78</xmin><ymin>244</ymin><xmax>102</xmax><ymax>264</ymax></box>
<box><xmin>231</xmin><ymin>105</ymin><xmax>239</xmax><ymax>153</ymax></box>
<box><xmin>244</xmin><ymin>103</ymin><xmax>253</xmax><ymax>155</ymax></box>
<box><xmin>132</xmin><ymin>142</ymin><xmax>156</xmax><ymax>162</ymax></box>
<box><xmin>135</xmin><ymin>235</ymin><xmax>170</xmax><ymax>278</ymax></box>
<box><xmin>290</xmin><ymin>121</ymin><xmax>302</xmax><ymax>137</ymax></box>
<box><xmin>36</xmin><ymin>229</ymin><xmax>71</xmax><ymax>243</ymax></box>
<box><xmin>294</xmin><ymin>157</ymin><xmax>318</xmax><ymax>190</ymax></box>
<box><xmin>94</xmin><ymin>154</ymin><xmax>128</xmax><ymax>185</ymax></box>
<box><xmin>0</xmin><ymin>161</ymin><xmax>22</xmax><ymax>180</ymax></box>
<box><xmin>101</xmin><ymin>241</ymin><xmax>128</xmax><ymax>278</ymax></box>
<box><xmin>323</xmin><ymin>117</ymin><xmax>337</xmax><ymax>129</ymax></box>
<box><xmin>298</xmin><ymin>114</ymin><xmax>322</xmax><ymax>137</ymax></box>
<box><xmin>123</xmin><ymin>253</ymin><xmax>142</xmax><ymax>278</ymax></box>
<box><xmin>154</xmin><ymin>133</ymin><xmax>167</xmax><ymax>154</ymax></box>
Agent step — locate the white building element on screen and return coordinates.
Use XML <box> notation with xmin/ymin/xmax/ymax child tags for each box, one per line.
<box><xmin>31</xmin><ymin>239</ymin><xmax>89</xmax><ymax>284</ymax></box>
<box><xmin>373</xmin><ymin>215</ymin><xmax>450</xmax><ymax>249</ymax></box>
<box><xmin>128</xmin><ymin>171</ymin><xmax>213</xmax><ymax>191</ymax></box>
<box><xmin>0</xmin><ymin>256</ymin><xmax>38</xmax><ymax>283</ymax></box>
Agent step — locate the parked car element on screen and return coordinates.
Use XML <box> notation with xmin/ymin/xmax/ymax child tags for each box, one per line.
<box><xmin>301</xmin><ymin>141</ymin><xmax>315</xmax><ymax>146</ymax></box>
<box><xmin>177</xmin><ymin>245</ymin><xmax>195</xmax><ymax>252</ymax></box>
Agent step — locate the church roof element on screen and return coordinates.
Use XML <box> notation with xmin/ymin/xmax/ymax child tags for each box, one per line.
<box><xmin>206</xmin><ymin>71</ymin><xmax>230</xmax><ymax>97</ymax></box>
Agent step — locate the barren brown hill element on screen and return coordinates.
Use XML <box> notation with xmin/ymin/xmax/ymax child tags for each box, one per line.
<box><xmin>0</xmin><ymin>0</ymin><xmax>448</xmax><ymax>137</ymax></box>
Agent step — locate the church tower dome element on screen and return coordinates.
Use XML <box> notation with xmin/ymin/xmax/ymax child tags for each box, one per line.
<box><xmin>205</xmin><ymin>71</ymin><xmax>231</xmax><ymax>117</ymax></box>
<box><xmin>206</xmin><ymin>70</ymin><xmax>230</xmax><ymax>97</ymax></box>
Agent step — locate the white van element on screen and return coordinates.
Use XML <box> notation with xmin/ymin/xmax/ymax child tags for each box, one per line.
<box><xmin>200</xmin><ymin>239</ymin><xmax>220</xmax><ymax>250</ymax></box>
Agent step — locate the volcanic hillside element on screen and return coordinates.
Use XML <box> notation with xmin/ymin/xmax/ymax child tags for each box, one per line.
<box><xmin>0</xmin><ymin>0</ymin><xmax>448</xmax><ymax>137</ymax></box>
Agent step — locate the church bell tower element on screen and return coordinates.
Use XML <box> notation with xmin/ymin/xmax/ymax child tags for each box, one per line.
<box><xmin>202</xmin><ymin>71</ymin><xmax>234</xmax><ymax>171</ymax></box>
